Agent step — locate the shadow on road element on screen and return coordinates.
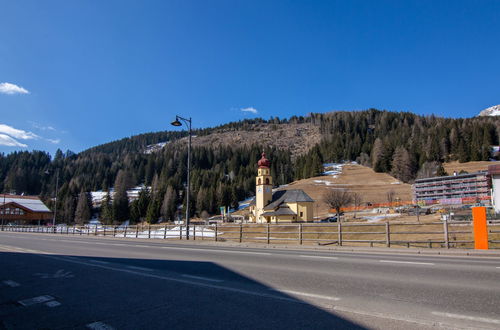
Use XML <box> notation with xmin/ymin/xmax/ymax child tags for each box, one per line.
<box><xmin>0</xmin><ymin>251</ymin><xmax>366</xmax><ymax>329</ymax></box>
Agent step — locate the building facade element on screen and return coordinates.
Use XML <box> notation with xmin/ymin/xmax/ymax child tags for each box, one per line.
<box><xmin>250</xmin><ymin>153</ymin><xmax>314</xmax><ymax>223</ymax></box>
<box><xmin>489</xmin><ymin>164</ymin><xmax>500</xmax><ymax>213</ymax></box>
<box><xmin>0</xmin><ymin>195</ymin><xmax>53</xmax><ymax>225</ymax></box>
<box><xmin>413</xmin><ymin>171</ymin><xmax>490</xmax><ymax>206</ymax></box>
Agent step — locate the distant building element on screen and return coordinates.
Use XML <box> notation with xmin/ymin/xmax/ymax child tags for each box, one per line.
<box><xmin>0</xmin><ymin>195</ymin><xmax>53</xmax><ymax>225</ymax></box>
<box><xmin>249</xmin><ymin>153</ymin><xmax>314</xmax><ymax>223</ymax></box>
<box><xmin>413</xmin><ymin>171</ymin><xmax>490</xmax><ymax>206</ymax></box>
<box><xmin>489</xmin><ymin>164</ymin><xmax>500</xmax><ymax>213</ymax></box>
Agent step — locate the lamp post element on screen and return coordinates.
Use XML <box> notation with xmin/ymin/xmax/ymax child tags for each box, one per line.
<box><xmin>171</xmin><ymin>115</ymin><xmax>192</xmax><ymax>240</ymax></box>
<box><xmin>45</xmin><ymin>169</ymin><xmax>59</xmax><ymax>230</ymax></box>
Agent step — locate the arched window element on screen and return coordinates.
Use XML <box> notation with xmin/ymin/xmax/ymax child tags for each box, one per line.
<box><xmin>265</xmin><ymin>178</ymin><xmax>269</xmax><ymax>185</ymax></box>
<box><xmin>258</xmin><ymin>178</ymin><xmax>262</xmax><ymax>185</ymax></box>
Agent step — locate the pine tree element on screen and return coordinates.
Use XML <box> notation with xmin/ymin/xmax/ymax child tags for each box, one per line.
<box><xmin>112</xmin><ymin>170</ymin><xmax>130</xmax><ymax>223</ymax></box>
<box><xmin>100</xmin><ymin>192</ymin><xmax>113</xmax><ymax>224</ymax></box>
<box><xmin>390</xmin><ymin>147</ymin><xmax>414</xmax><ymax>183</ymax></box>
<box><xmin>75</xmin><ymin>190</ymin><xmax>91</xmax><ymax>225</ymax></box>
<box><xmin>161</xmin><ymin>186</ymin><xmax>177</xmax><ymax>221</ymax></box>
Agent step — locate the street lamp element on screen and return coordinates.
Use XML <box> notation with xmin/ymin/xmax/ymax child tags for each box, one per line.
<box><xmin>171</xmin><ymin>115</ymin><xmax>192</xmax><ymax>240</ymax></box>
<box><xmin>45</xmin><ymin>169</ymin><xmax>59</xmax><ymax>230</ymax></box>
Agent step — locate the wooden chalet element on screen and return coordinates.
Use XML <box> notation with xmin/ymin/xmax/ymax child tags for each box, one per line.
<box><xmin>0</xmin><ymin>194</ymin><xmax>53</xmax><ymax>225</ymax></box>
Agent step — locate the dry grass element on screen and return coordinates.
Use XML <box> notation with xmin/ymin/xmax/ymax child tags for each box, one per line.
<box><xmin>280</xmin><ymin>164</ymin><xmax>413</xmax><ymax>218</ymax></box>
<box><xmin>443</xmin><ymin>161</ymin><xmax>492</xmax><ymax>174</ymax></box>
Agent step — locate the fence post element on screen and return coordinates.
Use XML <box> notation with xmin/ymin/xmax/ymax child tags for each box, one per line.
<box><xmin>164</xmin><ymin>224</ymin><xmax>167</xmax><ymax>239</ymax></box>
<box><xmin>136</xmin><ymin>225</ymin><xmax>139</xmax><ymax>238</ymax></box>
<box><xmin>215</xmin><ymin>224</ymin><xmax>218</xmax><ymax>242</ymax></box>
<box><xmin>443</xmin><ymin>219</ymin><xmax>449</xmax><ymax>249</ymax></box>
<box><xmin>299</xmin><ymin>224</ymin><xmax>303</xmax><ymax>245</ymax></box>
<box><xmin>113</xmin><ymin>226</ymin><xmax>116</xmax><ymax>237</ymax></box>
<box><xmin>103</xmin><ymin>225</ymin><xmax>106</xmax><ymax>237</ymax></box>
<box><xmin>267</xmin><ymin>223</ymin><xmax>270</xmax><ymax>244</ymax></box>
<box><xmin>193</xmin><ymin>225</ymin><xmax>196</xmax><ymax>241</ymax></box>
<box><xmin>386</xmin><ymin>222</ymin><xmax>391</xmax><ymax>247</ymax></box>
<box><xmin>239</xmin><ymin>224</ymin><xmax>243</xmax><ymax>243</ymax></box>
<box><xmin>124</xmin><ymin>225</ymin><xmax>127</xmax><ymax>238</ymax></box>
<box><xmin>148</xmin><ymin>224</ymin><xmax>151</xmax><ymax>239</ymax></box>
<box><xmin>95</xmin><ymin>224</ymin><xmax>98</xmax><ymax>236</ymax></box>
<box><xmin>338</xmin><ymin>221</ymin><xmax>342</xmax><ymax>246</ymax></box>
<box><xmin>179</xmin><ymin>225</ymin><xmax>182</xmax><ymax>240</ymax></box>
<box><xmin>202</xmin><ymin>226</ymin><xmax>205</xmax><ymax>241</ymax></box>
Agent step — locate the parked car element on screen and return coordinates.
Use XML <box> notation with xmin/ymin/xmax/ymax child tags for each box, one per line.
<box><xmin>320</xmin><ymin>216</ymin><xmax>338</xmax><ymax>223</ymax></box>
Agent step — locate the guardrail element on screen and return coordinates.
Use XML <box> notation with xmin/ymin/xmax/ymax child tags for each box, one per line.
<box><xmin>2</xmin><ymin>221</ymin><xmax>500</xmax><ymax>249</ymax></box>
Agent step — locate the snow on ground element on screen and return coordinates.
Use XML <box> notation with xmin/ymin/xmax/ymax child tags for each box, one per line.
<box><xmin>114</xmin><ymin>226</ymin><xmax>218</xmax><ymax>239</ymax></box>
<box><xmin>362</xmin><ymin>214</ymin><xmax>401</xmax><ymax>223</ymax></box>
<box><xmin>144</xmin><ymin>142</ymin><xmax>168</xmax><ymax>154</ymax></box>
<box><xmin>322</xmin><ymin>163</ymin><xmax>346</xmax><ymax>176</ymax></box>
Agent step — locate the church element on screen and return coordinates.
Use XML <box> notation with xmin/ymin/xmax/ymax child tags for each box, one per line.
<box><xmin>249</xmin><ymin>153</ymin><xmax>314</xmax><ymax>223</ymax></box>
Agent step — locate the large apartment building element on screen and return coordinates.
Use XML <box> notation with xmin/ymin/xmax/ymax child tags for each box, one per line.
<box><xmin>413</xmin><ymin>171</ymin><xmax>490</xmax><ymax>205</ymax></box>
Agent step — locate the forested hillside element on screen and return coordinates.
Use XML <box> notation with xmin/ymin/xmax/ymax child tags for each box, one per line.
<box><xmin>1</xmin><ymin>109</ymin><xmax>498</xmax><ymax>224</ymax></box>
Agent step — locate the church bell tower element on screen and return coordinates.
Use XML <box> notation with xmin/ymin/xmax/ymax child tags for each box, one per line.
<box><xmin>255</xmin><ymin>152</ymin><xmax>273</xmax><ymax>222</ymax></box>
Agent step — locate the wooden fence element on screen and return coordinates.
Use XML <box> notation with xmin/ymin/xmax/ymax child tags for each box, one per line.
<box><xmin>2</xmin><ymin>221</ymin><xmax>500</xmax><ymax>249</ymax></box>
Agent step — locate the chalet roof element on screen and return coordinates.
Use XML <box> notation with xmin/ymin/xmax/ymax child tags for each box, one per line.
<box><xmin>261</xmin><ymin>206</ymin><xmax>296</xmax><ymax>217</ymax></box>
<box><xmin>264</xmin><ymin>189</ymin><xmax>314</xmax><ymax>210</ymax></box>
<box><xmin>0</xmin><ymin>195</ymin><xmax>51</xmax><ymax>213</ymax></box>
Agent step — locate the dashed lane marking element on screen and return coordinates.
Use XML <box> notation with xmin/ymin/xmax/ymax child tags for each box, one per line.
<box><xmin>432</xmin><ymin>311</ymin><xmax>500</xmax><ymax>325</ymax></box>
<box><xmin>379</xmin><ymin>260</ymin><xmax>435</xmax><ymax>266</ymax></box>
<box><xmin>159</xmin><ymin>246</ymin><xmax>271</xmax><ymax>255</ymax></box>
<box><xmin>3</xmin><ymin>280</ymin><xmax>20</xmax><ymax>287</ymax></box>
<box><xmin>18</xmin><ymin>295</ymin><xmax>54</xmax><ymax>307</ymax></box>
<box><xmin>88</xmin><ymin>260</ymin><xmax>109</xmax><ymax>265</ymax></box>
<box><xmin>182</xmin><ymin>274</ymin><xmax>224</xmax><ymax>282</ymax></box>
<box><xmin>299</xmin><ymin>255</ymin><xmax>338</xmax><ymax>260</ymax></box>
<box><xmin>87</xmin><ymin>321</ymin><xmax>115</xmax><ymax>330</ymax></box>
<box><xmin>269</xmin><ymin>289</ymin><xmax>341</xmax><ymax>301</ymax></box>
<box><xmin>126</xmin><ymin>266</ymin><xmax>153</xmax><ymax>271</ymax></box>
<box><xmin>45</xmin><ymin>300</ymin><xmax>61</xmax><ymax>308</ymax></box>
<box><xmin>43</xmin><ymin>255</ymin><xmax>301</xmax><ymax>304</ymax></box>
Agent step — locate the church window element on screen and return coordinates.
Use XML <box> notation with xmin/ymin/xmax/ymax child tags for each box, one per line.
<box><xmin>300</xmin><ymin>211</ymin><xmax>303</xmax><ymax>217</ymax></box>
<box><xmin>265</xmin><ymin>178</ymin><xmax>269</xmax><ymax>185</ymax></box>
<box><xmin>258</xmin><ymin>178</ymin><xmax>261</xmax><ymax>185</ymax></box>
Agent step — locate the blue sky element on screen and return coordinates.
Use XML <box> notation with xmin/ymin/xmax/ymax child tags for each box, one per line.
<box><xmin>1</xmin><ymin>0</ymin><xmax>499</xmax><ymax>155</ymax></box>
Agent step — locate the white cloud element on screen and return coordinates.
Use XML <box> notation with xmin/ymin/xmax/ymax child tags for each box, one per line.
<box><xmin>0</xmin><ymin>124</ymin><xmax>39</xmax><ymax>140</ymax></box>
<box><xmin>241</xmin><ymin>107</ymin><xmax>258</xmax><ymax>114</ymax></box>
<box><xmin>0</xmin><ymin>82</ymin><xmax>29</xmax><ymax>95</ymax></box>
<box><xmin>47</xmin><ymin>138</ymin><xmax>61</xmax><ymax>144</ymax></box>
<box><xmin>0</xmin><ymin>134</ymin><xmax>28</xmax><ymax>147</ymax></box>
<box><xmin>30</xmin><ymin>121</ymin><xmax>56</xmax><ymax>131</ymax></box>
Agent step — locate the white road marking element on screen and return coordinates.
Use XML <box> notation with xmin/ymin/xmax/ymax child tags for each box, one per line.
<box><xmin>45</xmin><ymin>300</ymin><xmax>61</xmax><ymax>307</ymax></box>
<box><xmin>18</xmin><ymin>295</ymin><xmax>54</xmax><ymax>306</ymax></box>
<box><xmin>44</xmin><ymin>255</ymin><xmax>301</xmax><ymax>304</ymax></box>
<box><xmin>126</xmin><ymin>265</ymin><xmax>153</xmax><ymax>271</ymax></box>
<box><xmin>160</xmin><ymin>246</ymin><xmax>271</xmax><ymax>255</ymax></box>
<box><xmin>432</xmin><ymin>311</ymin><xmax>500</xmax><ymax>325</ymax></box>
<box><xmin>3</xmin><ymin>280</ymin><xmax>20</xmax><ymax>287</ymax></box>
<box><xmin>300</xmin><ymin>255</ymin><xmax>338</xmax><ymax>260</ymax></box>
<box><xmin>496</xmin><ymin>267</ymin><xmax>500</xmax><ymax>269</ymax></box>
<box><xmin>269</xmin><ymin>289</ymin><xmax>340</xmax><ymax>301</ymax></box>
<box><xmin>182</xmin><ymin>274</ymin><xmax>224</xmax><ymax>282</ymax></box>
<box><xmin>88</xmin><ymin>260</ymin><xmax>109</xmax><ymax>265</ymax></box>
<box><xmin>379</xmin><ymin>260</ymin><xmax>435</xmax><ymax>266</ymax></box>
<box><xmin>86</xmin><ymin>321</ymin><xmax>115</xmax><ymax>330</ymax></box>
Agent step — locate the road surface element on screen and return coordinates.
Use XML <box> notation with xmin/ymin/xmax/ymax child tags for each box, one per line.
<box><xmin>1</xmin><ymin>231</ymin><xmax>499</xmax><ymax>329</ymax></box>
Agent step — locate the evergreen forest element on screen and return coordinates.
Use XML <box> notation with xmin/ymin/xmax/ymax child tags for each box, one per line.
<box><xmin>1</xmin><ymin>109</ymin><xmax>498</xmax><ymax>224</ymax></box>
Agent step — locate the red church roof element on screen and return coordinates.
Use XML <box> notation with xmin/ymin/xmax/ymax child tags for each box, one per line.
<box><xmin>258</xmin><ymin>152</ymin><xmax>270</xmax><ymax>168</ymax></box>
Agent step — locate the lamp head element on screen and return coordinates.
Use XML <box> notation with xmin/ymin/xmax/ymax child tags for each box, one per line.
<box><xmin>171</xmin><ymin>116</ymin><xmax>182</xmax><ymax>127</ymax></box>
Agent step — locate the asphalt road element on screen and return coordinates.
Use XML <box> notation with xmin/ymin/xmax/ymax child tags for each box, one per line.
<box><xmin>1</xmin><ymin>232</ymin><xmax>500</xmax><ymax>329</ymax></box>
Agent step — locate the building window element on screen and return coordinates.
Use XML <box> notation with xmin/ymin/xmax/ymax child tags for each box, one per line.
<box><xmin>265</xmin><ymin>178</ymin><xmax>269</xmax><ymax>185</ymax></box>
<box><xmin>258</xmin><ymin>178</ymin><xmax>261</xmax><ymax>185</ymax></box>
<box><xmin>300</xmin><ymin>212</ymin><xmax>303</xmax><ymax>217</ymax></box>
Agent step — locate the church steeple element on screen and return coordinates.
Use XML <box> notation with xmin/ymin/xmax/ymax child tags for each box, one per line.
<box><xmin>255</xmin><ymin>152</ymin><xmax>273</xmax><ymax>222</ymax></box>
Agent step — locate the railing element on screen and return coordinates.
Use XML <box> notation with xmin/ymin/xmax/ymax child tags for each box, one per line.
<box><xmin>2</xmin><ymin>221</ymin><xmax>500</xmax><ymax>249</ymax></box>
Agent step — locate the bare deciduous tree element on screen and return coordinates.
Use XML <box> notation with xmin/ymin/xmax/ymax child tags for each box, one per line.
<box><xmin>386</xmin><ymin>190</ymin><xmax>396</xmax><ymax>206</ymax></box>
<box><xmin>351</xmin><ymin>192</ymin><xmax>363</xmax><ymax>218</ymax></box>
<box><xmin>323</xmin><ymin>189</ymin><xmax>353</xmax><ymax>222</ymax></box>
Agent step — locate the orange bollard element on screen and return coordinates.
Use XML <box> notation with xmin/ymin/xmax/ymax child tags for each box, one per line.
<box><xmin>472</xmin><ymin>207</ymin><xmax>488</xmax><ymax>250</ymax></box>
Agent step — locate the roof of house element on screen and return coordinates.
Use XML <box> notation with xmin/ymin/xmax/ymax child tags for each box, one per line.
<box><xmin>261</xmin><ymin>205</ymin><xmax>297</xmax><ymax>217</ymax></box>
<box><xmin>264</xmin><ymin>189</ymin><xmax>314</xmax><ymax>210</ymax></box>
<box><xmin>0</xmin><ymin>195</ymin><xmax>51</xmax><ymax>213</ymax></box>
